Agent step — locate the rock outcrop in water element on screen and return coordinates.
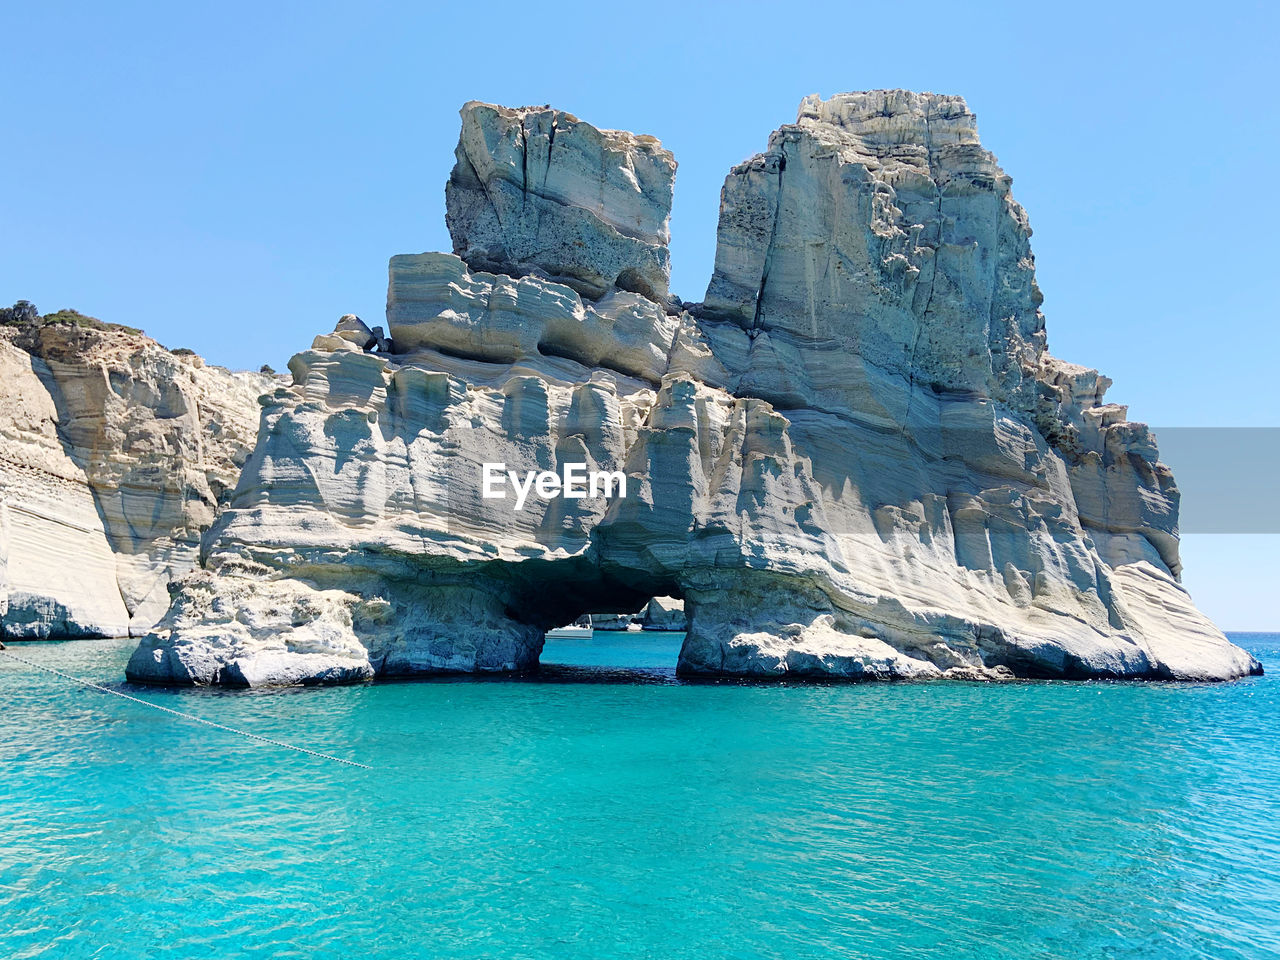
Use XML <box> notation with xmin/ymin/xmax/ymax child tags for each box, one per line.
<box><xmin>641</xmin><ymin>597</ymin><xmax>685</xmax><ymax>631</ymax></box>
<box><xmin>126</xmin><ymin>93</ymin><xmax>1261</xmax><ymax>685</ymax></box>
<box><xmin>0</xmin><ymin>321</ymin><xmax>274</xmax><ymax>637</ymax></box>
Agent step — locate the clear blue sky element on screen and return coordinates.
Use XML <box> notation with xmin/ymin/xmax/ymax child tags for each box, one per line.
<box><xmin>3</xmin><ymin>0</ymin><xmax>1276</xmax><ymax>627</ymax></box>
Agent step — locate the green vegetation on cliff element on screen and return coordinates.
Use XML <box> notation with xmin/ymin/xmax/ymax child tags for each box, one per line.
<box><xmin>0</xmin><ymin>300</ymin><xmax>141</xmax><ymax>335</ymax></box>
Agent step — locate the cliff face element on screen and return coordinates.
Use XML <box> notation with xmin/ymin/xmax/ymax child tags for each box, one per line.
<box><xmin>126</xmin><ymin>92</ymin><xmax>1260</xmax><ymax>685</ymax></box>
<box><xmin>445</xmin><ymin>101</ymin><xmax>677</xmax><ymax>305</ymax></box>
<box><xmin>0</xmin><ymin>323</ymin><xmax>274</xmax><ymax>637</ymax></box>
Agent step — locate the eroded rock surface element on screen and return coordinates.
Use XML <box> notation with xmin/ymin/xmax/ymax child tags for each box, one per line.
<box><xmin>641</xmin><ymin>596</ymin><xmax>685</xmax><ymax>631</ymax></box>
<box><xmin>127</xmin><ymin>93</ymin><xmax>1260</xmax><ymax>685</ymax></box>
<box><xmin>0</xmin><ymin>324</ymin><xmax>274</xmax><ymax>637</ymax></box>
<box><xmin>445</xmin><ymin>101</ymin><xmax>676</xmax><ymax>306</ymax></box>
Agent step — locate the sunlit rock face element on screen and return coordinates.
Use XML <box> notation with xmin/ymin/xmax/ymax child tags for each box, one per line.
<box><xmin>0</xmin><ymin>334</ymin><xmax>128</xmax><ymax>637</ymax></box>
<box><xmin>641</xmin><ymin>596</ymin><xmax>685</xmax><ymax>631</ymax></box>
<box><xmin>0</xmin><ymin>325</ymin><xmax>274</xmax><ymax>638</ymax></box>
<box><xmin>127</xmin><ymin>93</ymin><xmax>1260</xmax><ymax>686</ymax></box>
<box><xmin>445</xmin><ymin>101</ymin><xmax>677</xmax><ymax>306</ymax></box>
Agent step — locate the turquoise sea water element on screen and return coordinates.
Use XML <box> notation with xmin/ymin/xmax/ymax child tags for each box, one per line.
<box><xmin>1</xmin><ymin>632</ymin><xmax>1278</xmax><ymax>960</ymax></box>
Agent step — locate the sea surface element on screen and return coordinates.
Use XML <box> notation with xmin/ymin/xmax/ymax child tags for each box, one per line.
<box><xmin>1</xmin><ymin>631</ymin><xmax>1278</xmax><ymax>960</ymax></box>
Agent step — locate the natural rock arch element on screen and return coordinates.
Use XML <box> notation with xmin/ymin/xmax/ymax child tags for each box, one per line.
<box><xmin>127</xmin><ymin>93</ymin><xmax>1260</xmax><ymax>686</ymax></box>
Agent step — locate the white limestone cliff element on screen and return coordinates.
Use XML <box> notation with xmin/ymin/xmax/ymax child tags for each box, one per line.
<box><xmin>0</xmin><ymin>323</ymin><xmax>274</xmax><ymax>638</ymax></box>
<box><xmin>445</xmin><ymin>102</ymin><xmax>677</xmax><ymax>306</ymax></box>
<box><xmin>125</xmin><ymin>92</ymin><xmax>1260</xmax><ymax>686</ymax></box>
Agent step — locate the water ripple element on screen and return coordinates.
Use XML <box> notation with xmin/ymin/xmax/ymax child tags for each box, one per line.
<box><xmin>0</xmin><ymin>634</ymin><xmax>1277</xmax><ymax>959</ymax></box>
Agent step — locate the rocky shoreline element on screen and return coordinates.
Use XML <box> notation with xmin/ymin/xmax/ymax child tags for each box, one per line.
<box><xmin>2</xmin><ymin>91</ymin><xmax>1262</xmax><ymax>684</ymax></box>
<box><xmin>0</xmin><ymin>314</ymin><xmax>274</xmax><ymax>638</ymax></box>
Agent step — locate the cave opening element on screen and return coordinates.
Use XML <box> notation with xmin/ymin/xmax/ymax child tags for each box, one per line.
<box><xmin>538</xmin><ymin>594</ymin><xmax>689</xmax><ymax>675</ymax></box>
<box><xmin>497</xmin><ymin>559</ymin><xmax>689</xmax><ymax>674</ymax></box>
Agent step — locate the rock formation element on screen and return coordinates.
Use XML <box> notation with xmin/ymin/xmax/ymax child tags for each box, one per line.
<box><xmin>0</xmin><ymin>321</ymin><xmax>275</xmax><ymax>637</ymax></box>
<box><xmin>446</xmin><ymin>102</ymin><xmax>677</xmax><ymax>306</ymax></box>
<box><xmin>126</xmin><ymin>93</ymin><xmax>1261</xmax><ymax>686</ymax></box>
<box><xmin>641</xmin><ymin>597</ymin><xmax>685</xmax><ymax>631</ymax></box>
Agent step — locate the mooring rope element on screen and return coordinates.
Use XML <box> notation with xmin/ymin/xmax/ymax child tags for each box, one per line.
<box><xmin>0</xmin><ymin>648</ymin><xmax>372</xmax><ymax>770</ymax></box>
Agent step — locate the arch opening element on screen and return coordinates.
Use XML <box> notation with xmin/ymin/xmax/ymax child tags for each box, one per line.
<box><xmin>538</xmin><ymin>595</ymin><xmax>689</xmax><ymax>676</ymax></box>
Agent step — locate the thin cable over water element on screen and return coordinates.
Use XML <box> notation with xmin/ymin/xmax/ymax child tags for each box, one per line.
<box><xmin>0</xmin><ymin>649</ymin><xmax>372</xmax><ymax>770</ymax></box>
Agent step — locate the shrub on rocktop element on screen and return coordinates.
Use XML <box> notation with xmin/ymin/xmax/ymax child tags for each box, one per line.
<box><xmin>0</xmin><ymin>301</ymin><xmax>142</xmax><ymax>335</ymax></box>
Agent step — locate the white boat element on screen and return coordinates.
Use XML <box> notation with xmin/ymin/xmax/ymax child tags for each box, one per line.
<box><xmin>546</xmin><ymin>614</ymin><xmax>593</xmax><ymax>639</ymax></box>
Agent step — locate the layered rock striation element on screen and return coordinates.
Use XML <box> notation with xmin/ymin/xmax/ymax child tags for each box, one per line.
<box><xmin>446</xmin><ymin>102</ymin><xmax>677</xmax><ymax>306</ymax></box>
<box><xmin>127</xmin><ymin>92</ymin><xmax>1260</xmax><ymax>685</ymax></box>
<box><xmin>0</xmin><ymin>323</ymin><xmax>274</xmax><ymax>637</ymax></box>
